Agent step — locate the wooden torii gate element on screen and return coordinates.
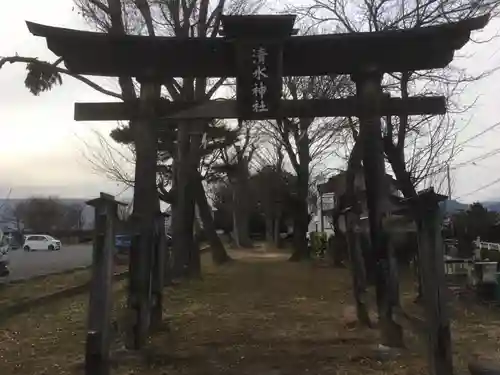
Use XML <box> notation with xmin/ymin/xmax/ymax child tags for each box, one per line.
<box><xmin>27</xmin><ymin>13</ymin><xmax>488</xmax><ymax>375</ymax></box>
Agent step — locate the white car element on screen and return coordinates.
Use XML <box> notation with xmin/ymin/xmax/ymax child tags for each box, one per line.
<box><xmin>23</xmin><ymin>235</ymin><xmax>61</xmax><ymax>252</ymax></box>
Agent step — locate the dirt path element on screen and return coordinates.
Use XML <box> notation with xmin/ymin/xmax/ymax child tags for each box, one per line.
<box><xmin>227</xmin><ymin>245</ymin><xmax>290</xmax><ymax>261</ymax></box>
<box><xmin>113</xmin><ymin>253</ymin><xmax>424</xmax><ymax>375</ymax></box>
<box><xmin>2</xmin><ymin>250</ymin><xmax>500</xmax><ymax>375</ymax></box>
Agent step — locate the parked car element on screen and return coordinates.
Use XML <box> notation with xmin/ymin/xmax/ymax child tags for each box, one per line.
<box><xmin>23</xmin><ymin>234</ymin><xmax>61</xmax><ymax>251</ymax></box>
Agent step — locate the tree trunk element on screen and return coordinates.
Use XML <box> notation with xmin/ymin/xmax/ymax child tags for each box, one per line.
<box><xmin>344</xmin><ymin>142</ymin><xmax>371</xmax><ymax>326</ymax></box>
<box><xmin>388</xmin><ymin>236</ymin><xmax>400</xmax><ymax>307</ymax></box>
<box><xmin>289</xmin><ymin>119</ymin><xmax>311</xmax><ymax>261</ymax></box>
<box><xmin>193</xmin><ymin>176</ymin><xmax>231</xmax><ymax>264</ymax></box>
<box><xmin>172</xmin><ymin>119</ymin><xmax>201</xmax><ymax>279</ymax></box>
<box><xmin>345</xmin><ymin>213</ymin><xmax>372</xmax><ymax>327</ymax></box>
<box><xmin>171</xmin><ymin>125</ymin><xmax>190</xmax><ymax>279</ymax></box>
<box><xmin>184</xmin><ymin>180</ymin><xmax>200</xmax><ymax>278</ymax></box>
<box><xmin>150</xmin><ymin>214</ymin><xmax>166</xmax><ymax>329</ymax></box>
<box><xmin>170</xmin><ymin>199</ymin><xmax>183</xmax><ymax>279</ymax></box>
<box><xmin>273</xmin><ymin>214</ymin><xmax>282</xmax><ymax>248</ymax></box>
<box><xmin>265</xmin><ymin>216</ymin><xmax>274</xmax><ymax>244</ymax></box>
<box><xmin>163</xmin><ymin>227</ymin><xmax>172</xmax><ymax>287</ymax></box>
<box><xmin>232</xmin><ymin>169</ymin><xmax>253</xmax><ymax>248</ymax></box>
<box><xmin>290</xmin><ymin>167</ymin><xmax>310</xmax><ymax>261</ymax></box>
<box><xmin>384</xmin><ymin>138</ymin><xmax>423</xmax><ymax>302</ymax></box>
<box><xmin>332</xmin><ymin>232</ymin><xmax>347</xmax><ymax>268</ymax></box>
<box><xmin>232</xmin><ymin>189</ymin><xmax>241</xmax><ymax>246</ymax></box>
<box><xmin>330</xmin><ymin>212</ymin><xmax>343</xmax><ymax>267</ymax></box>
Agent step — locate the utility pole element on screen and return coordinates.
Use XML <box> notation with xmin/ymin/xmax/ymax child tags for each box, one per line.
<box><xmin>446</xmin><ymin>164</ymin><xmax>452</xmax><ymax>200</ymax></box>
<box><xmin>445</xmin><ymin>163</ymin><xmax>453</xmax><ymax>237</ymax></box>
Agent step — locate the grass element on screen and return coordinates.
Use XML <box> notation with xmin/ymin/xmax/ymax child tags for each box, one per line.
<box><xmin>0</xmin><ymin>281</ymin><xmax>127</xmax><ymax>375</ymax></box>
<box><xmin>0</xmin><ymin>265</ymin><xmax>128</xmax><ymax>311</ymax></box>
<box><xmin>1</xmin><ymin>246</ymin><xmax>500</xmax><ymax>375</ymax></box>
<box><xmin>0</xmin><ymin>269</ymin><xmax>92</xmax><ymax>310</ymax></box>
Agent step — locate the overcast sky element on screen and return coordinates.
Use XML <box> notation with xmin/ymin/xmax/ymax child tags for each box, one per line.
<box><xmin>1</xmin><ymin>1</ymin><xmax>500</xmax><ymax>203</ymax></box>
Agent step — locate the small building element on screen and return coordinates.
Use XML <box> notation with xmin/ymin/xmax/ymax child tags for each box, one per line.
<box><xmin>317</xmin><ymin>170</ymin><xmax>415</xmax><ymax>235</ymax></box>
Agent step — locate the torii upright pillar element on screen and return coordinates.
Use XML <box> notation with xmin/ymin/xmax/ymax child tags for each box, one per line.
<box><xmin>126</xmin><ymin>80</ymin><xmax>161</xmax><ymax>349</ymax></box>
<box><xmin>351</xmin><ymin>68</ymin><xmax>403</xmax><ymax>348</ymax></box>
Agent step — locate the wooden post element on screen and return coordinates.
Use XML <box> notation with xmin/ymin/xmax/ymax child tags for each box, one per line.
<box><xmin>85</xmin><ymin>193</ymin><xmax>123</xmax><ymax>375</ymax></box>
<box><xmin>411</xmin><ymin>189</ymin><xmax>453</xmax><ymax>375</ymax></box>
<box><xmin>150</xmin><ymin>213</ymin><xmax>167</xmax><ymax>328</ymax></box>
<box><xmin>351</xmin><ymin>68</ymin><xmax>403</xmax><ymax>347</ymax></box>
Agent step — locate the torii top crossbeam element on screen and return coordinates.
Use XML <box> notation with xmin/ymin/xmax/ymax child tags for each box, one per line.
<box><xmin>26</xmin><ymin>14</ymin><xmax>489</xmax><ymax>79</ymax></box>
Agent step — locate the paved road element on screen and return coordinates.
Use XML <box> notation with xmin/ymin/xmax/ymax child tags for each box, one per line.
<box><xmin>5</xmin><ymin>244</ymin><xmax>93</xmax><ymax>281</ymax></box>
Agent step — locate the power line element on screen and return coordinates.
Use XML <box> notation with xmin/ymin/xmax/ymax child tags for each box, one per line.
<box><xmin>455</xmin><ymin>120</ymin><xmax>500</xmax><ymax>150</ymax></box>
<box><xmin>434</xmin><ymin>119</ymin><xmax>500</xmax><ymax>159</ymax></box>
<box><xmin>456</xmin><ymin>176</ymin><xmax>500</xmax><ymax>200</ymax></box>
<box><xmin>424</xmin><ymin>146</ymin><xmax>500</xmax><ymax>178</ymax></box>
<box><xmin>452</xmin><ymin>147</ymin><xmax>500</xmax><ymax>169</ymax></box>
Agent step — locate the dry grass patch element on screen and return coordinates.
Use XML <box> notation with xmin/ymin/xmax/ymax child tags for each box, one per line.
<box><xmin>0</xmin><ymin>281</ymin><xmax>126</xmax><ymax>375</ymax></box>
<box><xmin>0</xmin><ymin>265</ymin><xmax>128</xmax><ymax>311</ymax></box>
<box><xmin>0</xmin><ymin>269</ymin><xmax>92</xmax><ymax>310</ymax></box>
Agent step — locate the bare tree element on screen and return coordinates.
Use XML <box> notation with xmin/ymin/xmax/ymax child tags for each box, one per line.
<box><xmin>73</xmin><ymin>0</ymin><xmax>261</xmax><ymax>279</ymax></box>
<box><xmin>287</xmin><ymin>0</ymin><xmax>498</xmax><ymax>338</ymax></box>
<box><xmin>0</xmin><ymin>0</ymin><xmax>261</xmax><ymax>350</ymax></box>
<box><xmin>81</xmin><ymin>129</ymin><xmax>136</xmax><ymax>187</ymax></box>
<box><xmin>84</xmin><ymin>119</ymin><xmax>234</xmax><ymax>264</ymax></box>
<box><xmin>13</xmin><ymin>197</ymin><xmax>73</xmax><ymax>233</ymax></box>
<box><xmin>1</xmin><ymin>201</ymin><xmax>24</xmax><ymax>234</ymax></box>
<box><xmin>260</xmin><ymin>75</ymin><xmax>350</xmax><ymax>260</ymax></box>
<box><xmin>294</xmin><ymin>0</ymin><xmax>499</xmax><ymax>198</ymax></box>
<box><xmin>214</xmin><ymin>121</ymin><xmax>259</xmax><ymax>248</ymax></box>
<box><xmin>64</xmin><ymin>203</ymin><xmax>86</xmax><ymax>230</ymax></box>
<box><xmin>254</xmin><ymin>138</ymin><xmax>286</xmax><ymax>245</ymax></box>
<box><xmin>71</xmin><ymin>0</ymin><xmax>262</xmax><ymax>346</ymax></box>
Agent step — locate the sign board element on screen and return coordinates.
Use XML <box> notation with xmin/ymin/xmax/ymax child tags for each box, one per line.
<box><xmin>321</xmin><ymin>193</ymin><xmax>335</xmax><ymax>211</ymax></box>
<box><xmin>236</xmin><ymin>42</ymin><xmax>283</xmax><ymax>119</ymax></box>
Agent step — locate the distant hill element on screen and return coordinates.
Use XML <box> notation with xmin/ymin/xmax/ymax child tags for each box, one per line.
<box><xmin>442</xmin><ymin>199</ymin><xmax>468</xmax><ymax>213</ymax></box>
<box><xmin>482</xmin><ymin>201</ymin><xmax>500</xmax><ymax>213</ymax></box>
<box><xmin>442</xmin><ymin>199</ymin><xmax>500</xmax><ymax>214</ymax></box>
